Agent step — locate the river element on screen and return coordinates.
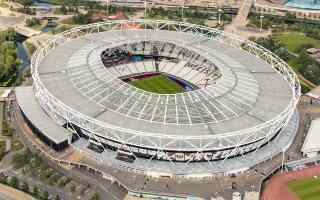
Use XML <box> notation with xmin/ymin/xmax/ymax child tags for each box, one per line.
<box><xmin>16</xmin><ymin>35</ymin><xmax>31</xmax><ymax>75</ymax></box>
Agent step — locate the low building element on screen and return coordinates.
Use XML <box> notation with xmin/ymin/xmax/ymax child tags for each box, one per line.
<box><xmin>244</xmin><ymin>192</ymin><xmax>259</xmax><ymax>200</ymax></box>
<box><xmin>301</xmin><ymin>118</ymin><xmax>320</xmax><ymax>158</ymax></box>
<box><xmin>307</xmin><ymin>48</ymin><xmax>320</xmax><ymax>63</ymax></box>
<box><xmin>15</xmin><ymin>87</ymin><xmax>71</xmax><ymax>151</ymax></box>
<box><xmin>305</xmin><ymin>86</ymin><xmax>320</xmax><ymax>103</ymax></box>
<box><xmin>1</xmin><ymin>89</ymin><xmax>12</xmax><ymax>102</ymax></box>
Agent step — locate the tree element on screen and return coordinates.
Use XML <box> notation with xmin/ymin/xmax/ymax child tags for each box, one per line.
<box><xmin>60</xmin><ymin>4</ymin><xmax>68</xmax><ymax>15</ymax></box>
<box><xmin>17</xmin><ymin>0</ymin><xmax>32</xmax><ymax>10</ymax></box>
<box><xmin>301</xmin><ymin>64</ymin><xmax>320</xmax><ymax>85</ymax></box>
<box><xmin>12</xmin><ymin>152</ymin><xmax>30</xmax><ymax>169</ymax></box>
<box><xmin>91</xmin><ymin>193</ymin><xmax>100</xmax><ymax>200</ymax></box>
<box><xmin>32</xmin><ymin>185</ymin><xmax>39</xmax><ymax>197</ymax></box>
<box><xmin>70</xmin><ymin>185</ymin><xmax>76</xmax><ymax>193</ymax></box>
<box><xmin>72</xmin><ymin>13</ymin><xmax>91</xmax><ymax>25</ymax></box>
<box><xmin>25</xmin><ymin>18</ymin><xmax>40</xmax><ymax>27</ymax></box>
<box><xmin>54</xmin><ymin>194</ymin><xmax>61</xmax><ymax>200</ymax></box>
<box><xmin>275</xmin><ymin>47</ymin><xmax>291</xmax><ymax>61</ymax></box>
<box><xmin>8</xmin><ymin>176</ymin><xmax>18</xmax><ymax>188</ymax></box>
<box><xmin>21</xmin><ymin>182</ymin><xmax>29</xmax><ymax>193</ymax></box>
<box><xmin>41</xmin><ymin>190</ymin><xmax>49</xmax><ymax>200</ymax></box>
<box><xmin>0</xmin><ymin>29</ymin><xmax>21</xmax><ymax>87</ymax></box>
<box><xmin>296</xmin><ymin>51</ymin><xmax>314</xmax><ymax>71</ymax></box>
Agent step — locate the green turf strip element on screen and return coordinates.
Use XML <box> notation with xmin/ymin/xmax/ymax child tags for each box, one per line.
<box><xmin>275</xmin><ymin>32</ymin><xmax>320</xmax><ymax>53</ymax></box>
<box><xmin>128</xmin><ymin>74</ymin><xmax>184</xmax><ymax>94</ymax></box>
<box><xmin>288</xmin><ymin>177</ymin><xmax>320</xmax><ymax>200</ymax></box>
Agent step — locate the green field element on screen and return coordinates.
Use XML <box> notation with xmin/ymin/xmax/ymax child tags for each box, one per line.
<box><xmin>288</xmin><ymin>177</ymin><xmax>320</xmax><ymax>200</ymax></box>
<box><xmin>128</xmin><ymin>74</ymin><xmax>184</xmax><ymax>94</ymax></box>
<box><xmin>275</xmin><ymin>32</ymin><xmax>320</xmax><ymax>53</ymax></box>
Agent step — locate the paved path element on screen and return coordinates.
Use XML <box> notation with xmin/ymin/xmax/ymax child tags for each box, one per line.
<box><xmin>0</xmin><ymin>16</ymin><xmax>24</xmax><ymax>30</ymax></box>
<box><xmin>224</xmin><ymin>0</ymin><xmax>271</xmax><ymax>38</ymax></box>
<box><xmin>0</xmin><ymin>183</ymin><xmax>35</xmax><ymax>200</ymax></box>
<box><xmin>233</xmin><ymin>0</ymin><xmax>253</xmax><ymax>27</ymax></box>
<box><xmin>11</xmin><ymin>103</ymin><xmax>121</xmax><ymax>200</ymax></box>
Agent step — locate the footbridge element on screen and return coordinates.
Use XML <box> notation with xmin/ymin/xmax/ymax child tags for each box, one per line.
<box><xmin>233</xmin><ymin>0</ymin><xmax>254</xmax><ymax>26</ymax></box>
<box><xmin>14</xmin><ymin>25</ymin><xmax>41</xmax><ymax>38</ymax></box>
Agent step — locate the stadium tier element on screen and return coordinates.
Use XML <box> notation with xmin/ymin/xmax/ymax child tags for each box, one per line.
<box><xmin>17</xmin><ymin>20</ymin><xmax>300</xmax><ymax>175</ymax></box>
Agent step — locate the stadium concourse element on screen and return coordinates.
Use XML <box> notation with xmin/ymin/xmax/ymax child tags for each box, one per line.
<box><xmin>12</xmin><ymin>20</ymin><xmax>301</xmax><ymax>198</ymax></box>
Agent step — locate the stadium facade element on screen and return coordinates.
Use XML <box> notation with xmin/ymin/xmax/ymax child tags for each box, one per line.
<box><xmin>16</xmin><ymin>20</ymin><xmax>300</xmax><ymax>176</ymax></box>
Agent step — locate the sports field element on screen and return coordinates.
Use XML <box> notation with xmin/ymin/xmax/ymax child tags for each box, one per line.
<box><xmin>288</xmin><ymin>177</ymin><xmax>320</xmax><ymax>200</ymax></box>
<box><xmin>128</xmin><ymin>74</ymin><xmax>184</xmax><ymax>94</ymax></box>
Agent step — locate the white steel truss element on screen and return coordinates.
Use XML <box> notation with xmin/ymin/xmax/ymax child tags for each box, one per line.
<box><xmin>31</xmin><ymin>20</ymin><xmax>300</xmax><ymax>164</ymax></box>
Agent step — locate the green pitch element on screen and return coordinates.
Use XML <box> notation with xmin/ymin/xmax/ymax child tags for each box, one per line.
<box><xmin>288</xmin><ymin>177</ymin><xmax>320</xmax><ymax>200</ymax></box>
<box><xmin>128</xmin><ymin>74</ymin><xmax>184</xmax><ymax>94</ymax></box>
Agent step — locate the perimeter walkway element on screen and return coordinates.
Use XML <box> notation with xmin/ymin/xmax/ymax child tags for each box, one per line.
<box><xmin>233</xmin><ymin>0</ymin><xmax>254</xmax><ymax>27</ymax></box>
<box><xmin>0</xmin><ymin>183</ymin><xmax>36</xmax><ymax>200</ymax></box>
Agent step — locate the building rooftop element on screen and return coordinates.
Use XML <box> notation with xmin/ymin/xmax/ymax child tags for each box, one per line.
<box><xmin>37</xmin><ymin>29</ymin><xmax>292</xmax><ymax>137</ymax></box>
<box><xmin>301</xmin><ymin>118</ymin><xmax>320</xmax><ymax>153</ymax></box>
<box><xmin>15</xmin><ymin>86</ymin><xmax>69</xmax><ymax>144</ymax></box>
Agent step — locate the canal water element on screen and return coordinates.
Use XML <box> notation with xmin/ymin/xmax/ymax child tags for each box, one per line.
<box><xmin>16</xmin><ymin>34</ymin><xmax>31</xmax><ymax>75</ymax></box>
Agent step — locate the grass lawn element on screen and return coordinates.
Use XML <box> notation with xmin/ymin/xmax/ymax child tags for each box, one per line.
<box><xmin>0</xmin><ymin>101</ymin><xmax>3</xmax><ymax>133</ymax></box>
<box><xmin>0</xmin><ymin>139</ymin><xmax>5</xmax><ymax>161</ymax></box>
<box><xmin>128</xmin><ymin>74</ymin><xmax>184</xmax><ymax>94</ymax></box>
<box><xmin>275</xmin><ymin>32</ymin><xmax>320</xmax><ymax>53</ymax></box>
<box><xmin>288</xmin><ymin>177</ymin><xmax>320</xmax><ymax>200</ymax></box>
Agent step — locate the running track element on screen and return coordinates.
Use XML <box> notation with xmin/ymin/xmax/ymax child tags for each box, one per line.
<box><xmin>262</xmin><ymin>165</ymin><xmax>320</xmax><ymax>200</ymax></box>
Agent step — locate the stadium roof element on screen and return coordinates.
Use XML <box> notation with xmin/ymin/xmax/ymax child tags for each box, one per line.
<box><xmin>301</xmin><ymin>118</ymin><xmax>320</xmax><ymax>153</ymax></box>
<box><xmin>15</xmin><ymin>87</ymin><xmax>69</xmax><ymax>144</ymax></box>
<box><xmin>37</xmin><ymin>29</ymin><xmax>292</xmax><ymax>137</ymax></box>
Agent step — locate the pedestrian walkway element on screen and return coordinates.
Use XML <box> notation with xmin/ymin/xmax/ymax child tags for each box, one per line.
<box><xmin>62</xmin><ymin>149</ymin><xmax>84</xmax><ymax>170</ymax></box>
<box><xmin>233</xmin><ymin>0</ymin><xmax>254</xmax><ymax>27</ymax></box>
<box><xmin>0</xmin><ymin>183</ymin><xmax>35</xmax><ymax>200</ymax></box>
<box><xmin>224</xmin><ymin>0</ymin><xmax>271</xmax><ymax>38</ymax></box>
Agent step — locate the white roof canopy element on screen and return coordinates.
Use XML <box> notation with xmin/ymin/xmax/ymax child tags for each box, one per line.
<box><xmin>302</xmin><ymin>118</ymin><xmax>320</xmax><ymax>153</ymax></box>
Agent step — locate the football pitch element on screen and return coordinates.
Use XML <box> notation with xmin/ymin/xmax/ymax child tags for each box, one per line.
<box><xmin>288</xmin><ymin>177</ymin><xmax>320</xmax><ymax>200</ymax></box>
<box><xmin>128</xmin><ymin>74</ymin><xmax>185</xmax><ymax>94</ymax></box>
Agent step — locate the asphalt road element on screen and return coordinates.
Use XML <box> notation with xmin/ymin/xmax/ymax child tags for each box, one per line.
<box><xmin>0</xmin><ymin>16</ymin><xmax>24</xmax><ymax>29</ymax></box>
<box><xmin>0</xmin><ymin>184</ymin><xmax>35</xmax><ymax>200</ymax></box>
<box><xmin>10</xmin><ymin>104</ymin><xmax>122</xmax><ymax>200</ymax></box>
<box><xmin>0</xmin><ymin>193</ymin><xmax>15</xmax><ymax>200</ymax></box>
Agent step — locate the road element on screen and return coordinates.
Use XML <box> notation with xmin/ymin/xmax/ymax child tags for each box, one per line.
<box><xmin>10</xmin><ymin>102</ymin><xmax>122</xmax><ymax>200</ymax></box>
<box><xmin>0</xmin><ymin>192</ymin><xmax>16</xmax><ymax>200</ymax></box>
<box><xmin>0</xmin><ymin>16</ymin><xmax>24</xmax><ymax>30</ymax></box>
<box><xmin>0</xmin><ymin>183</ymin><xmax>35</xmax><ymax>200</ymax></box>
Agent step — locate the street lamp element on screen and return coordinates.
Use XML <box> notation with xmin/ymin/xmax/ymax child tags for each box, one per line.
<box><xmin>218</xmin><ymin>8</ymin><xmax>223</xmax><ymax>25</ymax></box>
<box><xmin>281</xmin><ymin>149</ymin><xmax>286</xmax><ymax>174</ymax></box>
<box><xmin>144</xmin><ymin>0</ymin><xmax>147</xmax><ymax>18</ymax></box>
<box><xmin>181</xmin><ymin>0</ymin><xmax>185</xmax><ymax>21</ymax></box>
<box><xmin>259</xmin><ymin>14</ymin><xmax>264</xmax><ymax>32</ymax></box>
<box><xmin>106</xmin><ymin>0</ymin><xmax>110</xmax><ymax>16</ymax></box>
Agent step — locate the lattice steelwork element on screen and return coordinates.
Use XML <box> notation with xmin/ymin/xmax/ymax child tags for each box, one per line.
<box><xmin>31</xmin><ymin>20</ymin><xmax>300</xmax><ymax>164</ymax></box>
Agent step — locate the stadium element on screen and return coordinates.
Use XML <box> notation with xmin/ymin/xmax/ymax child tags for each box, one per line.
<box><xmin>16</xmin><ymin>20</ymin><xmax>301</xmax><ymax>176</ymax></box>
